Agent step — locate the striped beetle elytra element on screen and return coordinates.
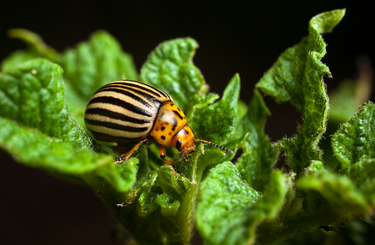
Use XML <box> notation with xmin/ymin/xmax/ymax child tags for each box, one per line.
<box><xmin>85</xmin><ymin>80</ymin><xmax>233</xmax><ymax>166</ymax></box>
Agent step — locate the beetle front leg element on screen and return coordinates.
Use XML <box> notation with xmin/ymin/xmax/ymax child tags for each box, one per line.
<box><xmin>159</xmin><ymin>144</ymin><xmax>176</xmax><ymax>167</ymax></box>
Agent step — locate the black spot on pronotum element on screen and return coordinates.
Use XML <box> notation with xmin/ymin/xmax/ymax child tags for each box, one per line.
<box><xmin>183</xmin><ymin>128</ymin><xmax>189</xmax><ymax>135</ymax></box>
<box><xmin>171</xmin><ymin>103</ymin><xmax>174</xmax><ymax>106</ymax></box>
<box><xmin>161</xmin><ymin>126</ymin><xmax>165</xmax><ymax>131</ymax></box>
<box><xmin>161</xmin><ymin>136</ymin><xmax>166</xmax><ymax>140</ymax></box>
<box><xmin>176</xmin><ymin>139</ymin><xmax>182</xmax><ymax>150</ymax></box>
<box><xmin>173</xmin><ymin>110</ymin><xmax>183</xmax><ymax>120</ymax></box>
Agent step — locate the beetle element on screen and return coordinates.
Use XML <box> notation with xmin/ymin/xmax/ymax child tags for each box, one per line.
<box><xmin>84</xmin><ymin>80</ymin><xmax>233</xmax><ymax>166</ymax></box>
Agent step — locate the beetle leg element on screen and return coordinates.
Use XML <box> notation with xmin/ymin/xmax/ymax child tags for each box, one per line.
<box><xmin>159</xmin><ymin>144</ymin><xmax>175</xmax><ymax>167</ymax></box>
<box><xmin>115</xmin><ymin>138</ymin><xmax>147</xmax><ymax>163</ymax></box>
<box><xmin>111</xmin><ymin>144</ymin><xmax>129</xmax><ymax>154</ymax></box>
<box><xmin>143</xmin><ymin>135</ymin><xmax>154</xmax><ymax>146</ymax></box>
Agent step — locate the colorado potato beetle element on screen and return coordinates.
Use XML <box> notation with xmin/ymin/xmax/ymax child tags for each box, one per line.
<box><xmin>84</xmin><ymin>80</ymin><xmax>233</xmax><ymax>166</ymax></box>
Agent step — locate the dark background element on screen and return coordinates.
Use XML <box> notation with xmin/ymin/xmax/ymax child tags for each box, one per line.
<box><xmin>1</xmin><ymin>1</ymin><xmax>374</xmax><ymax>244</ymax></box>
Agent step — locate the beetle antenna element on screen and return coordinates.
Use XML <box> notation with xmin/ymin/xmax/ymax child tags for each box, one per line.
<box><xmin>194</xmin><ymin>139</ymin><xmax>234</xmax><ymax>155</ymax></box>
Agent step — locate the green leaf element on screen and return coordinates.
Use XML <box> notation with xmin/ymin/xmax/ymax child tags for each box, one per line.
<box><xmin>0</xmin><ymin>59</ymin><xmax>137</xmax><ymax>192</ymax></box>
<box><xmin>0</xmin><ymin>59</ymin><xmax>88</xmax><ymax>147</ymax></box>
<box><xmin>2</xmin><ymin>30</ymin><xmax>138</xmax><ymax>129</ymax></box>
<box><xmin>157</xmin><ymin>193</ymin><xmax>180</xmax><ymax>217</ymax></box>
<box><xmin>8</xmin><ymin>29</ymin><xmax>59</xmax><ymax>61</ymax></box>
<box><xmin>329</xmin><ymin>80</ymin><xmax>362</xmax><ymax>123</ymax></box>
<box><xmin>197</xmin><ymin>161</ymin><xmax>261</xmax><ymax>245</ymax></box>
<box><xmin>332</xmin><ymin>102</ymin><xmax>375</xmax><ymax>205</ymax></box>
<box><xmin>256</xmin><ymin>9</ymin><xmax>345</xmax><ymax>177</ymax></box>
<box><xmin>345</xmin><ymin>159</ymin><xmax>375</xmax><ymax>205</ymax></box>
<box><xmin>61</xmin><ymin>30</ymin><xmax>138</xmax><ymax>101</ymax></box>
<box><xmin>155</xmin><ymin>144</ymin><xmax>203</xmax><ymax>244</ymax></box>
<box><xmin>137</xmin><ymin>188</ymin><xmax>160</xmax><ymax>216</ymax></box>
<box><xmin>95</xmin><ymin>144</ymin><xmax>204</xmax><ymax>245</ymax></box>
<box><xmin>190</xmin><ymin>74</ymin><xmax>240</xmax><ymax>146</ymax></box>
<box><xmin>297</xmin><ymin>161</ymin><xmax>370</xmax><ymax>215</ymax></box>
<box><xmin>96</xmin><ymin>158</ymin><xmax>139</xmax><ymax>192</ymax></box>
<box><xmin>1</xmin><ymin>29</ymin><xmax>60</xmax><ymax>73</ymax></box>
<box><xmin>197</xmin><ymin>162</ymin><xmax>289</xmax><ymax>245</ymax></box>
<box><xmin>236</xmin><ymin>99</ymin><xmax>248</xmax><ymax>123</ymax></box>
<box><xmin>185</xmin><ymin>92</ymin><xmax>220</xmax><ymax>122</ymax></box>
<box><xmin>332</xmin><ymin>102</ymin><xmax>375</xmax><ymax>171</ymax></box>
<box><xmin>140</xmin><ymin>38</ymin><xmax>208</xmax><ymax>113</ymax></box>
<box><xmin>236</xmin><ymin>89</ymin><xmax>279</xmax><ymax>192</ymax></box>
<box><xmin>0</xmin><ymin>117</ymin><xmax>111</xmax><ymax>173</ymax></box>
<box><xmin>1</xmin><ymin>50</ymin><xmax>39</xmax><ymax>73</ymax></box>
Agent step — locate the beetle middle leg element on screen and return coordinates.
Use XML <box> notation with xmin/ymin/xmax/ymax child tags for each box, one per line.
<box><xmin>115</xmin><ymin>137</ymin><xmax>151</xmax><ymax>163</ymax></box>
<box><xmin>159</xmin><ymin>144</ymin><xmax>176</xmax><ymax>167</ymax></box>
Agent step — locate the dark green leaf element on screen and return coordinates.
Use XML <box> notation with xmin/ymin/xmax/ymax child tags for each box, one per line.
<box><xmin>345</xmin><ymin>159</ymin><xmax>375</xmax><ymax>205</ymax></box>
<box><xmin>236</xmin><ymin>99</ymin><xmax>248</xmax><ymax>123</ymax></box>
<box><xmin>8</xmin><ymin>29</ymin><xmax>59</xmax><ymax>61</ymax></box>
<box><xmin>256</xmin><ymin>9</ymin><xmax>345</xmax><ymax>177</ymax></box>
<box><xmin>329</xmin><ymin>80</ymin><xmax>363</xmax><ymax>123</ymax></box>
<box><xmin>0</xmin><ymin>59</ymin><xmax>88</xmax><ymax>147</ymax></box>
<box><xmin>0</xmin><ymin>117</ymin><xmax>111</xmax><ymax>173</ymax></box>
<box><xmin>332</xmin><ymin>102</ymin><xmax>375</xmax><ymax>171</ymax></box>
<box><xmin>1</xmin><ymin>50</ymin><xmax>39</xmax><ymax>73</ymax></box>
<box><xmin>297</xmin><ymin>161</ymin><xmax>370</xmax><ymax>215</ymax></box>
<box><xmin>185</xmin><ymin>93</ymin><xmax>220</xmax><ymax>121</ymax></box>
<box><xmin>332</xmin><ymin>102</ymin><xmax>375</xmax><ymax>205</ymax></box>
<box><xmin>140</xmin><ymin>38</ymin><xmax>208</xmax><ymax>113</ymax></box>
<box><xmin>137</xmin><ymin>188</ymin><xmax>160</xmax><ymax>216</ymax></box>
<box><xmin>158</xmin><ymin>144</ymin><xmax>204</xmax><ymax>242</ymax></box>
<box><xmin>0</xmin><ymin>59</ymin><xmax>137</xmax><ymax>192</ymax></box>
<box><xmin>190</xmin><ymin>74</ymin><xmax>240</xmax><ymax>146</ymax></box>
<box><xmin>236</xmin><ymin>89</ymin><xmax>279</xmax><ymax>192</ymax></box>
<box><xmin>157</xmin><ymin>193</ymin><xmax>180</xmax><ymax>217</ymax></box>
<box><xmin>61</xmin><ymin>30</ymin><xmax>138</xmax><ymax>100</ymax></box>
<box><xmin>96</xmin><ymin>158</ymin><xmax>139</xmax><ymax>192</ymax></box>
<box><xmin>197</xmin><ymin>162</ymin><xmax>289</xmax><ymax>245</ymax></box>
<box><xmin>1</xmin><ymin>29</ymin><xmax>60</xmax><ymax>72</ymax></box>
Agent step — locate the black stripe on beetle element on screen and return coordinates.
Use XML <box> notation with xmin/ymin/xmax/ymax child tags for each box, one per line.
<box><xmin>103</xmin><ymin>84</ymin><xmax>164</xmax><ymax>107</ymax></box>
<box><xmin>89</xmin><ymin>96</ymin><xmax>153</xmax><ymax>117</ymax></box>
<box><xmin>173</xmin><ymin>110</ymin><xmax>184</xmax><ymax>120</ymax></box>
<box><xmin>85</xmin><ymin>118</ymin><xmax>149</xmax><ymax>132</ymax></box>
<box><xmin>110</xmin><ymin>81</ymin><xmax>164</xmax><ymax>98</ymax></box>
<box><xmin>131</xmin><ymin>81</ymin><xmax>170</xmax><ymax>99</ymax></box>
<box><xmin>86</xmin><ymin>108</ymin><xmax>151</xmax><ymax>124</ymax></box>
<box><xmin>98</xmin><ymin>88</ymin><xmax>153</xmax><ymax>109</ymax></box>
